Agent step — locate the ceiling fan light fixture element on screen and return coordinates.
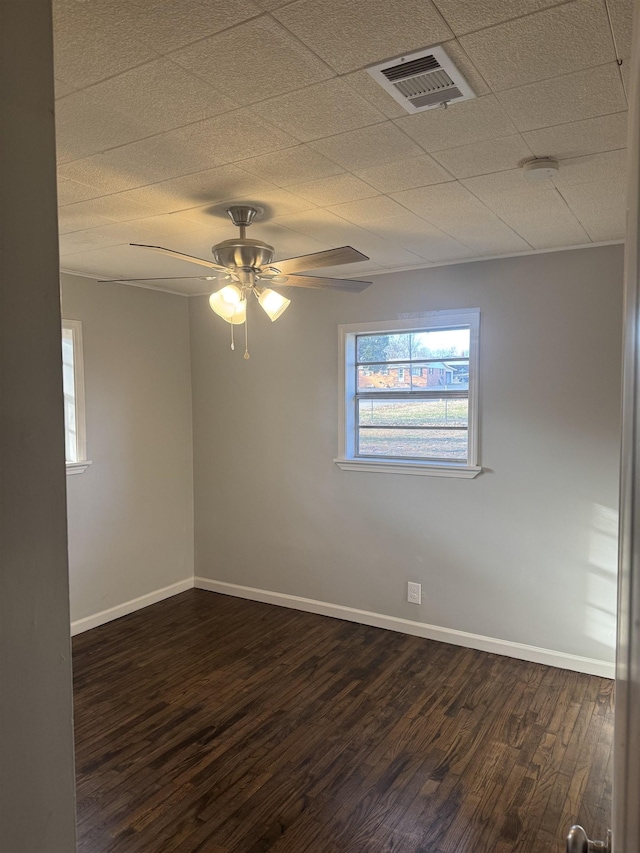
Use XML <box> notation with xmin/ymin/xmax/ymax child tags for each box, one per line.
<box><xmin>228</xmin><ymin>299</ymin><xmax>247</xmax><ymax>325</ymax></box>
<box><xmin>209</xmin><ymin>284</ymin><xmax>244</xmax><ymax>321</ymax></box>
<box><xmin>258</xmin><ymin>288</ymin><xmax>291</xmax><ymax>321</ymax></box>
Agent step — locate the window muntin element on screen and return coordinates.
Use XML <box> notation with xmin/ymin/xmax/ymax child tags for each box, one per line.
<box><xmin>338</xmin><ymin>310</ymin><xmax>480</xmax><ymax>475</ymax></box>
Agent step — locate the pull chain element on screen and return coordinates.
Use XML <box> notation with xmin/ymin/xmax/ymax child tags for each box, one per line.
<box><xmin>230</xmin><ymin>323</ymin><xmax>235</xmax><ymax>351</ymax></box>
<box><xmin>243</xmin><ymin>311</ymin><xmax>250</xmax><ymax>360</ymax></box>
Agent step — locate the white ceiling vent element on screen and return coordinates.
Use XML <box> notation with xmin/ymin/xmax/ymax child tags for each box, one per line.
<box><xmin>366</xmin><ymin>46</ymin><xmax>475</xmax><ymax>114</ymax></box>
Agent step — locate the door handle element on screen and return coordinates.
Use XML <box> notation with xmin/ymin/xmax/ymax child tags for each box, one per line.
<box><xmin>567</xmin><ymin>825</ymin><xmax>612</xmax><ymax>853</ymax></box>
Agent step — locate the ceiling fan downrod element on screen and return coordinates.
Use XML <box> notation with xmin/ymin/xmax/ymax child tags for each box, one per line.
<box><xmin>226</xmin><ymin>204</ymin><xmax>259</xmax><ymax>239</ymax></box>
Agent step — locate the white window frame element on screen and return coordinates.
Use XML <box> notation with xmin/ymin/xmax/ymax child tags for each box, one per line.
<box><xmin>62</xmin><ymin>319</ymin><xmax>91</xmax><ymax>475</ymax></box>
<box><xmin>334</xmin><ymin>309</ymin><xmax>481</xmax><ymax>478</ymax></box>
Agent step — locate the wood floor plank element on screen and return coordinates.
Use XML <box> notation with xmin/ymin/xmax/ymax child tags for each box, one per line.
<box><xmin>73</xmin><ymin>590</ymin><xmax>614</xmax><ymax>852</ymax></box>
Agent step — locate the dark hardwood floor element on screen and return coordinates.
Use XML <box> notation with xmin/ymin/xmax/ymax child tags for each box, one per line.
<box><xmin>73</xmin><ymin>589</ymin><xmax>613</xmax><ymax>853</ymax></box>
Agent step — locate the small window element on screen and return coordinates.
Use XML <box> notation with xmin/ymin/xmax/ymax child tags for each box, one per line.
<box><xmin>335</xmin><ymin>310</ymin><xmax>481</xmax><ymax>478</ymax></box>
<box><xmin>62</xmin><ymin>320</ymin><xmax>90</xmax><ymax>475</ymax></box>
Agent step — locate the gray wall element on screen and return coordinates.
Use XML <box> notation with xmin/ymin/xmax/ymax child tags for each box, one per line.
<box><xmin>0</xmin><ymin>0</ymin><xmax>77</xmax><ymax>849</ymax></box>
<box><xmin>62</xmin><ymin>273</ymin><xmax>194</xmax><ymax>624</ymax></box>
<box><xmin>190</xmin><ymin>244</ymin><xmax>623</xmax><ymax>665</ymax></box>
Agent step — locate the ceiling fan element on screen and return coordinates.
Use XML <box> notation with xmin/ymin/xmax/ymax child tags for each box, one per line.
<box><xmin>103</xmin><ymin>205</ymin><xmax>372</xmax><ymax>358</ymax></box>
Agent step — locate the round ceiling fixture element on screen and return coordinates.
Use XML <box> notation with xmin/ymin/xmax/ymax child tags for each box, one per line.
<box><xmin>522</xmin><ymin>157</ymin><xmax>560</xmax><ymax>182</ymax></box>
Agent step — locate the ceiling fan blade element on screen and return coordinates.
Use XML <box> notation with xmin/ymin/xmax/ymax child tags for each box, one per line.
<box><xmin>98</xmin><ymin>275</ymin><xmax>219</xmax><ymax>283</ymax></box>
<box><xmin>269</xmin><ymin>246</ymin><xmax>369</xmax><ymax>276</ymax></box>
<box><xmin>284</xmin><ymin>273</ymin><xmax>372</xmax><ymax>293</ymax></box>
<box><xmin>130</xmin><ymin>243</ymin><xmax>227</xmax><ymax>271</ymax></box>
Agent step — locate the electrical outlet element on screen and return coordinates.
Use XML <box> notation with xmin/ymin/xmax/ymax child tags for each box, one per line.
<box><xmin>407</xmin><ymin>581</ymin><xmax>421</xmax><ymax>604</ymax></box>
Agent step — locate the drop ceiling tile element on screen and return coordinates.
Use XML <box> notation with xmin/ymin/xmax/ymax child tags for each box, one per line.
<box><xmin>438</xmin><ymin>39</ymin><xmax>491</xmax><ymax>97</ymax></box>
<box><xmin>288</xmin><ymin>174</ymin><xmax>379</xmax><ymax>206</ymax></box>
<box><xmin>496</xmin><ymin>64</ymin><xmax>627</xmax><ymax>131</ymax></box>
<box><xmin>361</xmin><ymin>212</ymin><xmax>477</xmax><ymax>262</ymax></box>
<box><xmin>227</xmin><ymin>187</ymin><xmax>319</xmax><ymax>218</ymax></box>
<box><xmin>149</xmin><ymin>109</ymin><xmax>298</xmax><ymax>165</ymax></box>
<box><xmin>272</xmin><ymin>208</ymin><xmax>382</xmax><ymax>250</ymax></box>
<box><xmin>91</xmin><ymin>58</ymin><xmax>236</xmax><ymax>134</ymax></box>
<box><xmin>390</xmin><ymin>182</ymin><xmax>530</xmax><ymax>253</ymax></box>
<box><xmin>254</xmin><ymin>0</ymin><xmax>294</xmax><ymax>8</ymax></box>
<box><xmin>55</xmin><ymin>60</ymin><xmax>237</xmax><ymax>160</ymax></box>
<box><xmin>156</xmin><ymin>223</ymin><xmax>241</xmax><ymax>256</ymax></box>
<box><xmin>114</xmin><ymin>164</ymin><xmax>276</xmax><ymax>214</ymax></box>
<box><xmin>341</xmin><ymin>71</ymin><xmax>410</xmax><ymax>119</ymax></box>
<box><xmin>237</xmin><ymin>146</ymin><xmax>344</xmax><ymax>187</ymax></box>
<box><xmin>395</xmin><ymin>95</ymin><xmax>518</xmax><ymax>152</ymax></box>
<box><xmin>461</xmin><ymin>169</ymin><xmax>561</xmax><ymax>214</ymax></box>
<box><xmin>58</xmin><ymin>112</ymin><xmax>295</xmax><ymax>191</ymax></box>
<box><xmin>171</xmin><ymin>16</ymin><xmax>334</xmax><ymax>104</ymax></box>
<box><xmin>621</xmin><ymin>60</ymin><xmax>631</xmax><ymax>98</ymax></box>
<box><xmin>273</xmin><ymin>0</ymin><xmax>453</xmax><ymax>74</ymax></box>
<box><xmin>459</xmin><ymin>0</ymin><xmax>614</xmax><ymax>92</ymax></box>
<box><xmin>308</xmin><ymin>124</ymin><xmax>423</xmax><ymax>171</ymax></box>
<box><xmin>59</xmin><ymin>210</ymin><xmax>116</xmax><ymax>234</ymax></box>
<box><xmin>355</xmin><ymin>155</ymin><xmax>453</xmax><ymax>193</ymax></box>
<box><xmin>60</xmin><ymin>196</ymin><xmax>157</xmax><ymax>225</ymax></box>
<box><xmin>327</xmin><ymin>196</ymin><xmax>408</xmax><ymax>224</ymax></box>
<box><xmin>391</xmin><ymin>181</ymin><xmax>492</xmax><ymax>228</ymax></box>
<box><xmin>59</xmin><ymin>220</ymin><xmax>170</xmax><ymax>255</ymax></box>
<box><xmin>57</xmin><ymin>177</ymin><xmax>106</xmax><ymax>206</ymax></box>
<box><xmin>132</xmin><ymin>213</ymin><xmax>221</xmax><ymax>239</ymax></box>
<box><xmin>254</xmin><ymin>80</ymin><xmax>386</xmax><ymax>141</ymax></box>
<box><xmin>607</xmin><ymin>0</ymin><xmax>634</xmax><ymax>58</ymax></box>
<box><xmin>60</xmin><ymin>230</ymin><xmax>129</xmax><ymax>256</ymax></box>
<box><xmin>53</xmin><ymin>0</ymin><xmax>158</xmax><ymax>88</ymax></box>
<box><xmin>54</xmin><ymin>78</ymin><xmax>76</xmax><ymax>99</ymax></box>
<box><xmin>431</xmin><ymin>134</ymin><xmax>533</xmax><ymax>179</ymax></box>
<box><xmin>559</xmin><ymin>179</ymin><xmax>626</xmax><ymax>241</ymax></box>
<box><xmin>112</xmin><ymin>0</ymin><xmax>261</xmax><ymax>54</ymax></box>
<box><xmin>178</xmin><ymin>187</ymin><xmax>317</xmax><ymax>224</ymax></box>
<box><xmin>55</xmin><ymin>92</ymin><xmax>156</xmax><ymax>162</ymax></box>
<box><xmin>57</xmin><ymin>148</ymin><xmax>176</xmax><ymax>195</ymax></box>
<box><xmin>523</xmin><ymin>112</ymin><xmax>628</xmax><ymax>160</ymax></box>
<box><xmin>447</xmin><ymin>221</ymin><xmax>532</xmax><ymax>254</ymax></box>
<box><xmin>432</xmin><ymin>0</ymin><xmax>558</xmax><ymax>36</ymax></box>
<box><xmin>492</xmin><ymin>206</ymin><xmax>591</xmax><ymax>248</ymax></box>
<box><xmin>552</xmin><ymin>149</ymin><xmax>627</xmax><ymax>190</ymax></box>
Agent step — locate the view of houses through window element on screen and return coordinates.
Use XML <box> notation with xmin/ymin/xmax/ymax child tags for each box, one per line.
<box><xmin>355</xmin><ymin>327</ymin><xmax>471</xmax><ymax>462</ymax></box>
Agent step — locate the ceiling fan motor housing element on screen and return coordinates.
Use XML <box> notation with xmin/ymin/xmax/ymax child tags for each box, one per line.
<box><xmin>212</xmin><ymin>238</ymin><xmax>275</xmax><ymax>271</ymax></box>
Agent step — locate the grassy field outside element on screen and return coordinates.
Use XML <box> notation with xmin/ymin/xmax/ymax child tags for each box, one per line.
<box><xmin>358</xmin><ymin>398</ymin><xmax>468</xmax><ymax>459</ymax></box>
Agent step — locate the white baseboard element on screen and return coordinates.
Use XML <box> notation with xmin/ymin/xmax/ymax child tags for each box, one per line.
<box><xmin>71</xmin><ymin>577</ymin><xmax>194</xmax><ymax>636</ymax></box>
<box><xmin>194</xmin><ymin>577</ymin><xmax>615</xmax><ymax>679</ymax></box>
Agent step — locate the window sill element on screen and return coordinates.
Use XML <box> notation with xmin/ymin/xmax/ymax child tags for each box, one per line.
<box><xmin>66</xmin><ymin>460</ymin><xmax>92</xmax><ymax>476</ymax></box>
<box><xmin>333</xmin><ymin>458</ymin><xmax>482</xmax><ymax>478</ymax></box>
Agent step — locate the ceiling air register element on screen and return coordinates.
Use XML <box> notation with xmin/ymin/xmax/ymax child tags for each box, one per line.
<box><xmin>367</xmin><ymin>46</ymin><xmax>475</xmax><ymax>113</ymax></box>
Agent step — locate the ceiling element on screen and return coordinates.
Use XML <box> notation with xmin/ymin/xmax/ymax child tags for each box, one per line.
<box><xmin>54</xmin><ymin>0</ymin><xmax>632</xmax><ymax>295</ymax></box>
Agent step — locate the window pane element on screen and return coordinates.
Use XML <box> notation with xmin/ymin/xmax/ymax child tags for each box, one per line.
<box><xmin>357</xmin><ymin>333</ymin><xmax>410</xmax><ymax>362</ymax></box>
<box><xmin>358</xmin><ymin>428</ymin><xmax>467</xmax><ymax>460</ymax></box>
<box><xmin>62</xmin><ymin>328</ymin><xmax>77</xmax><ymax>463</ymax></box>
<box><xmin>410</xmin><ymin>359</ymin><xmax>469</xmax><ymax>391</ymax></box>
<box><xmin>358</xmin><ymin>360</ymin><xmax>469</xmax><ymax>392</ymax></box>
<box><xmin>410</xmin><ymin>328</ymin><xmax>470</xmax><ymax>359</ymax></box>
<box><xmin>358</xmin><ymin>398</ymin><xmax>468</xmax><ymax>428</ymax></box>
<box><xmin>357</xmin><ymin>363</ymin><xmax>411</xmax><ymax>390</ymax></box>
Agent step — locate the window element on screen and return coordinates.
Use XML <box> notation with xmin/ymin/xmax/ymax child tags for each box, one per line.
<box><xmin>62</xmin><ymin>319</ymin><xmax>90</xmax><ymax>475</ymax></box>
<box><xmin>335</xmin><ymin>309</ymin><xmax>481</xmax><ymax>478</ymax></box>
